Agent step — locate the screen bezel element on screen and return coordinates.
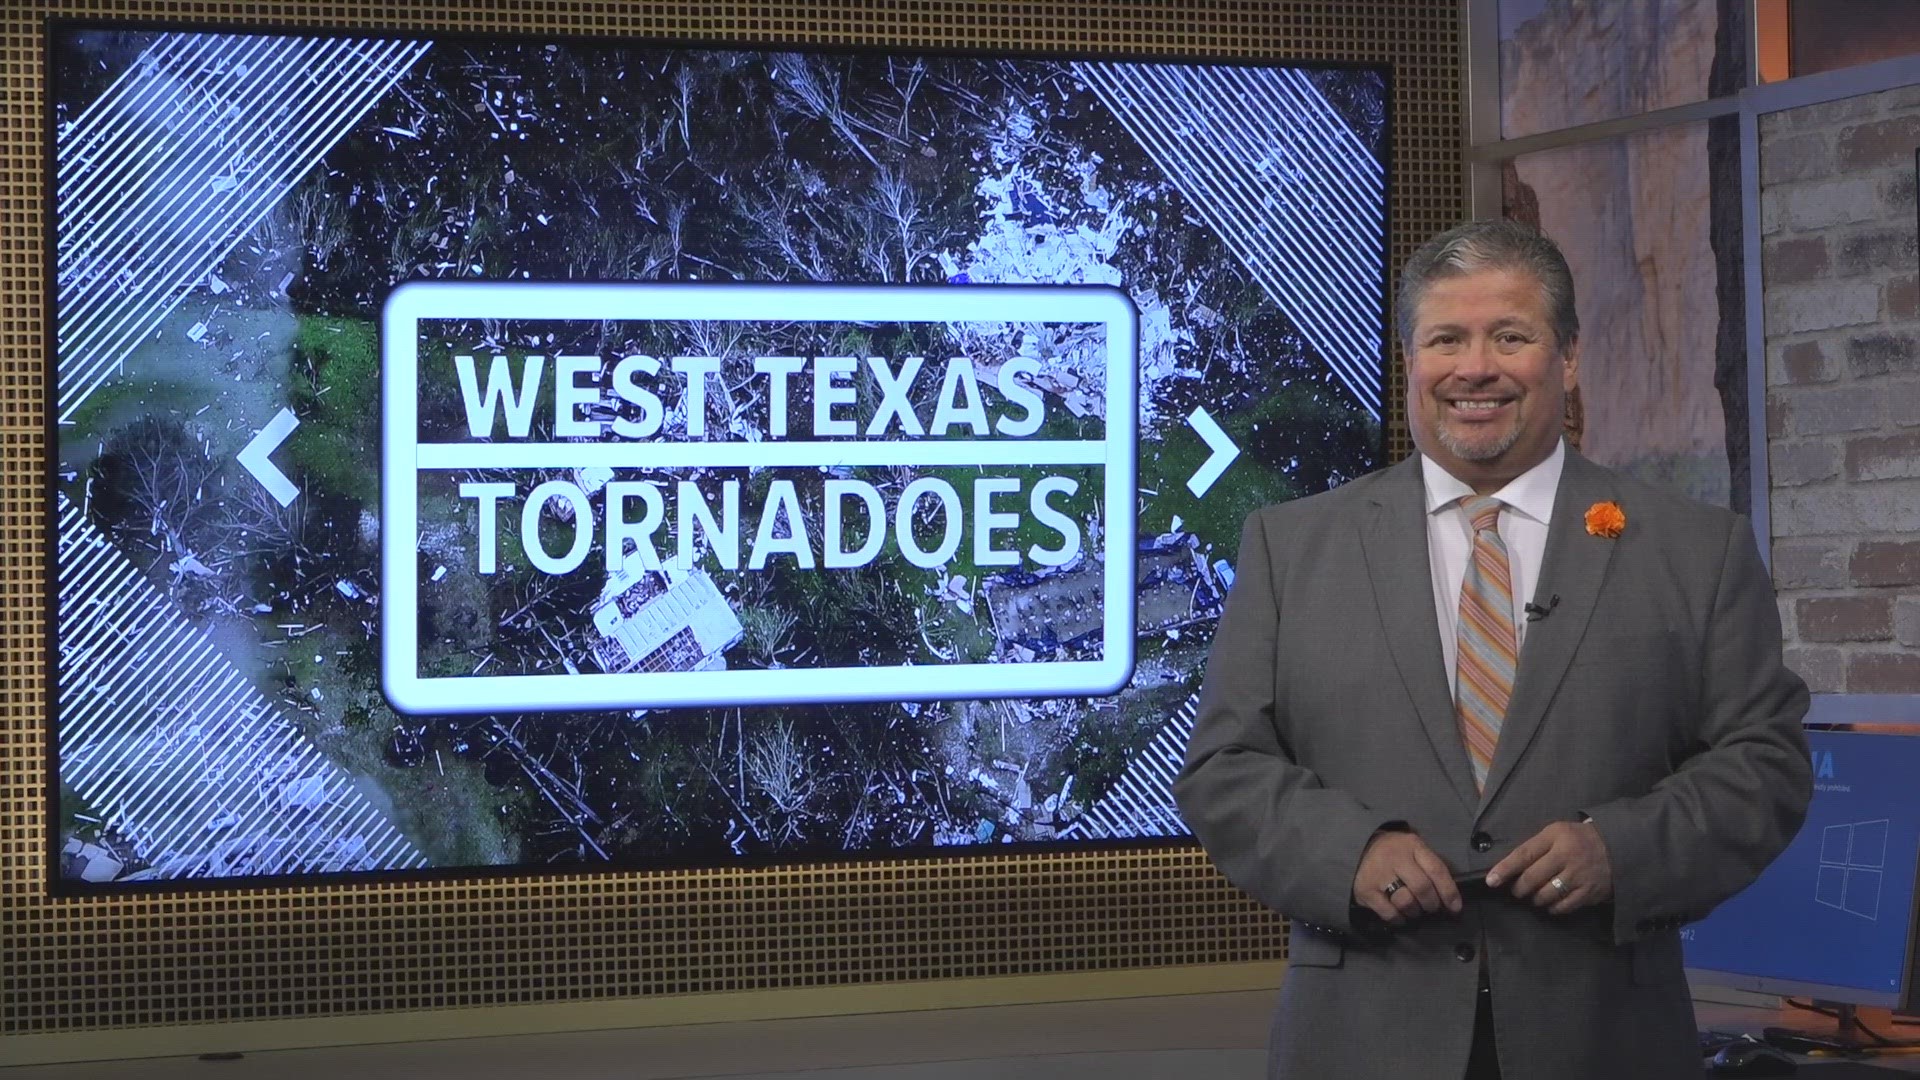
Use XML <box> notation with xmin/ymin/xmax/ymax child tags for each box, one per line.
<box><xmin>43</xmin><ymin>16</ymin><xmax>1395</xmax><ymax>896</ymax></box>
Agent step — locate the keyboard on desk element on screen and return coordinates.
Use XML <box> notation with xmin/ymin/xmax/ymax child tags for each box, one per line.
<box><xmin>1701</xmin><ymin>1030</ymin><xmax>1758</xmax><ymax>1054</ymax></box>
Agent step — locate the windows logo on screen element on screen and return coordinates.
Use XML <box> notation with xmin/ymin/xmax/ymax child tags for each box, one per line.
<box><xmin>1817</xmin><ymin>819</ymin><xmax>1889</xmax><ymax>921</ymax></box>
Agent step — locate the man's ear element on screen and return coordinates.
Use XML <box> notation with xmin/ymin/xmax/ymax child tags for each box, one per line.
<box><xmin>1560</xmin><ymin>337</ymin><xmax>1581</xmax><ymax>393</ymax></box>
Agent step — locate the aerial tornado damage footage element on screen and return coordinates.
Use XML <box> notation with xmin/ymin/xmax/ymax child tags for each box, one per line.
<box><xmin>49</xmin><ymin>29</ymin><xmax>1386</xmax><ymax>884</ymax></box>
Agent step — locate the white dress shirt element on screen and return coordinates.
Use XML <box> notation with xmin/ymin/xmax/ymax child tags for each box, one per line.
<box><xmin>1422</xmin><ymin>439</ymin><xmax>1565</xmax><ymax>700</ymax></box>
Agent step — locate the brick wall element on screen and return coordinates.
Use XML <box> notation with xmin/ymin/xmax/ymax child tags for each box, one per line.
<box><xmin>1761</xmin><ymin>83</ymin><xmax>1920</xmax><ymax>694</ymax></box>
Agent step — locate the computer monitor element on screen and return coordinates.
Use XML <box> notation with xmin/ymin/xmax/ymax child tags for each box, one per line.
<box><xmin>1684</xmin><ymin>730</ymin><xmax>1920</xmax><ymax>1009</ymax></box>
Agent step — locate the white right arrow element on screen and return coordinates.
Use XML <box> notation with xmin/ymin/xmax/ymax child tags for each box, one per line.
<box><xmin>1185</xmin><ymin>406</ymin><xmax>1241</xmax><ymax>498</ymax></box>
<box><xmin>238</xmin><ymin>407</ymin><xmax>301</xmax><ymax>507</ymax></box>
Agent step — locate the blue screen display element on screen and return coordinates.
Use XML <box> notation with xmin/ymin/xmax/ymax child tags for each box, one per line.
<box><xmin>1683</xmin><ymin>730</ymin><xmax>1920</xmax><ymax>1000</ymax></box>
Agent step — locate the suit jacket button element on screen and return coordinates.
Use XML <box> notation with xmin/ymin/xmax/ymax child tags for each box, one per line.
<box><xmin>1471</xmin><ymin>831</ymin><xmax>1493</xmax><ymax>853</ymax></box>
<box><xmin>1454</xmin><ymin>943</ymin><xmax>1477</xmax><ymax>963</ymax></box>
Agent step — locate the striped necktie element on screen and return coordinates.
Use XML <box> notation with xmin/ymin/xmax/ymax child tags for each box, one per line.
<box><xmin>1456</xmin><ymin>496</ymin><xmax>1517</xmax><ymax>794</ymax></box>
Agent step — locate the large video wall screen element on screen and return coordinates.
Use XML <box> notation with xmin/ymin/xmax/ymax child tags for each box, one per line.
<box><xmin>49</xmin><ymin>26</ymin><xmax>1387</xmax><ymax>887</ymax></box>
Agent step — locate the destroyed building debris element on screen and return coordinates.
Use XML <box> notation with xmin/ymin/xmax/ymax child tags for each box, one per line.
<box><xmin>980</xmin><ymin>533</ymin><xmax>1228</xmax><ymax>660</ymax></box>
<box><xmin>590</xmin><ymin>549</ymin><xmax>744</xmax><ymax>674</ymax></box>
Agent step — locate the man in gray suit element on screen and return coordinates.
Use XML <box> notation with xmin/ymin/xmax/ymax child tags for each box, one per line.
<box><xmin>1175</xmin><ymin>219</ymin><xmax>1811</xmax><ymax>1080</ymax></box>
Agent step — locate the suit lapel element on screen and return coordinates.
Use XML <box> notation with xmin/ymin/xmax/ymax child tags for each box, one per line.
<box><xmin>1359</xmin><ymin>456</ymin><xmax>1479</xmax><ymax>813</ymax></box>
<box><xmin>1477</xmin><ymin>451</ymin><xmax>1621</xmax><ymax>811</ymax></box>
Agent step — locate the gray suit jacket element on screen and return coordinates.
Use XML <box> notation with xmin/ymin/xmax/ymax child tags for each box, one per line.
<box><xmin>1175</xmin><ymin>450</ymin><xmax>1811</xmax><ymax>1080</ymax></box>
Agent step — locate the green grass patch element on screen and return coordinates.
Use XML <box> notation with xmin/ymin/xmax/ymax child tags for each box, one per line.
<box><xmin>323</xmin><ymin>700</ymin><xmax>522</xmax><ymax>870</ymax></box>
<box><xmin>275</xmin><ymin>621</ymin><xmax>521</xmax><ymax>867</ymax></box>
<box><xmin>1064</xmin><ymin>677</ymin><xmax>1197</xmax><ymax>808</ymax></box>
<box><xmin>1140</xmin><ymin>391</ymin><xmax>1321</xmax><ymax>557</ymax></box>
<box><xmin>64</xmin><ymin>377</ymin><xmax>156</xmax><ymax>444</ymax></box>
<box><xmin>288</xmin><ymin>315</ymin><xmax>381</xmax><ymax>505</ymax></box>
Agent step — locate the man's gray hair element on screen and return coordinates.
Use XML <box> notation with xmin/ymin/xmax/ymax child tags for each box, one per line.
<box><xmin>1396</xmin><ymin>219</ymin><xmax>1579</xmax><ymax>353</ymax></box>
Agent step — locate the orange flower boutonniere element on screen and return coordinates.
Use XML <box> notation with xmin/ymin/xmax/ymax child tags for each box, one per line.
<box><xmin>1585</xmin><ymin>501</ymin><xmax>1626</xmax><ymax>539</ymax></box>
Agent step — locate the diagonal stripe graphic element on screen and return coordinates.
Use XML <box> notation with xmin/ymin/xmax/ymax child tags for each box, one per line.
<box><xmin>54</xmin><ymin>32</ymin><xmax>431</xmax><ymax>421</ymax></box>
<box><xmin>1074</xmin><ymin>62</ymin><xmax>1386</xmax><ymax>418</ymax></box>
<box><xmin>1061</xmin><ymin>690</ymin><xmax>1200</xmax><ymax>840</ymax></box>
<box><xmin>57</xmin><ymin>504</ymin><xmax>427</xmax><ymax>879</ymax></box>
<box><xmin>53</xmin><ymin>31</ymin><xmax>434</xmax><ymax>880</ymax></box>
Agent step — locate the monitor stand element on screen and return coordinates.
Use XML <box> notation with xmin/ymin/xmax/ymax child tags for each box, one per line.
<box><xmin>1763</xmin><ymin>1002</ymin><xmax>1915</xmax><ymax>1054</ymax></box>
<box><xmin>1834</xmin><ymin>1004</ymin><xmax>1872</xmax><ymax>1048</ymax></box>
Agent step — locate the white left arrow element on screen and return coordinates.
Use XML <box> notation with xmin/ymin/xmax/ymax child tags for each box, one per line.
<box><xmin>238</xmin><ymin>407</ymin><xmax>301</xmax><ymax>507</ymax></box>
<box><xmin>1185</xmin><ymin>406</ymin><xmax>1241</xmax><ymax>498</ymax></box>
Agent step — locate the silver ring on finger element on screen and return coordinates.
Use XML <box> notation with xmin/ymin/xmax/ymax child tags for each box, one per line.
<box><xmin>1550</xmin><ymin>876</ymin><xmax>1572</xmax><ymax>897</ymax></box>
<box><xmin>1383</xmin><ymin>877</ymin><xmax>1406</xmax><ymax>899</ymax></box>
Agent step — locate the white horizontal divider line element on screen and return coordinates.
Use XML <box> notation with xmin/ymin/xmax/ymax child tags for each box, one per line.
<box><xmin>414</xmin><ymin>439</ymin><xmax>1110</xmax><ymax>470</ymax></box>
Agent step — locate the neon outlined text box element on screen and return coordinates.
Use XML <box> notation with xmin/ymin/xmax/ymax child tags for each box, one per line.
<box><xmin>381</xmin><ymin>281</ymin><xmax>1137</xmax><ymax>715</ymax></box>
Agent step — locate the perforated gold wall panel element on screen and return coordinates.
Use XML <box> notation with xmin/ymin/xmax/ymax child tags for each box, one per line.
<box><xmin>2</xmin><ymin>1</ymin><xmax>1456</xmax><ymax>1036</ymax></box>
